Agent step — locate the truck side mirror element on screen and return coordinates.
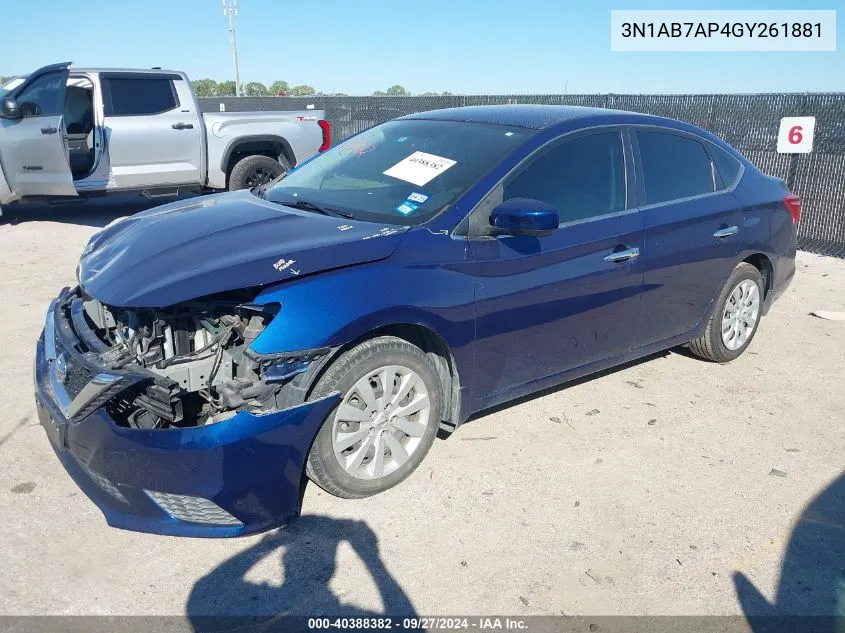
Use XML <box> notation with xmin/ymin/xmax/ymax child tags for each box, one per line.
<box><xmin>0</xmin><ymin>97</ymin><xmax>21</xmax><ymax>120</ymax></box>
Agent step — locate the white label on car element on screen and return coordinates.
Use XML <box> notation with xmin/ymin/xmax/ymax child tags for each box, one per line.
<box><xmin>407</xmin><ymin>192</ymin><xmax>429</xmax><ymax>204</ymax></box>
<box><xmin>777</xmin><ymin>116</ymin><xmax>816</xmax><ymax>154</ymax></box>
<box><xmin>383</xmin><ymin>151</ymin><xmax>457</xmax><ymax>186</ymax></box>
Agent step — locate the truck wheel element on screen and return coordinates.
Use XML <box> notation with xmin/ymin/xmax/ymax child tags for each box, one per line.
<box><xmin>228</xmin><ymin>155</ymin><xmax>290</xmax><ymax>191</ymax></box>
<box><xmin>688</xmin><ymin>262</ymin><xmax>763</xmax><ymax>363</ymax></box>
<box><xmin>306</xmin><ymin>336</ymin><xmax>443</xmax><ymax>499</ymax></box>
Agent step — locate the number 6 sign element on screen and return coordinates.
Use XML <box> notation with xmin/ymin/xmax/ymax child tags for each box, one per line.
<box><xmin>777</xmin><ymin>116</ymin><xmax>816</xmax><ymax>154</ymax></box>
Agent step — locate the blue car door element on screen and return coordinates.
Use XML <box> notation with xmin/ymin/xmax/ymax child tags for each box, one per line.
<box><xmin>631</xmin><ymin>128</ymin><xmax>744</xmax><ymax>345</ymax></box>
<box><xmin>466</xmin><ymin>128</ymin><xmax>645</xmax><ymax>404</ymax></box>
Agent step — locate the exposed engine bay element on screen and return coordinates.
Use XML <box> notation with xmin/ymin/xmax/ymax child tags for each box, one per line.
<box><xmin>75</xmin><ymin>292</ymin><xmax>323</xmax><ymax>430</ymax></box>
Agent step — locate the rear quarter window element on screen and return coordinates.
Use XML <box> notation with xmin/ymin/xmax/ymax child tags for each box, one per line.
<box><xmin>708</xmin><ymin>143</ymin><xmax>742</xmax><ymax>189</ymax></box>
<box><xmin>103</xmin><ymin>77</ymin><xmax>178</xmax><ymax>116</ymax></box>
<box><xmin>636</xmin><ymin>131</ymin><xmax>715</xmax><ymax>205</ymax></box>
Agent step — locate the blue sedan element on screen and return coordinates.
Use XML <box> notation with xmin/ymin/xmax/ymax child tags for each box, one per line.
<box><xmin>35</xmin><ymin>105</ymin><xmax>797</xmax><ymax>536</ymax></box>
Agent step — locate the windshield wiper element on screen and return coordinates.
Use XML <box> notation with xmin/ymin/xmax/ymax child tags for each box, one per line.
<box><xmin>251</xmin><ymin>172</ymin><xmax>289</xmax><ymax>199</ymax></box>
<box><xmin>280</xmin><ymin>198</ymin><xmax>356</xmax><ymax>219</ymax></box>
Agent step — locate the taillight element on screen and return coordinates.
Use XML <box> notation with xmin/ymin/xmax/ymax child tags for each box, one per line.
<box><xmin>784</xmin><ymin>194</ymin><xmax>801</xmax><ymax>224</ymax></box>
<box><xmin>318</xmin><ymin>120</ymin><xmax>331</xmax><ymax>152</ymax></box>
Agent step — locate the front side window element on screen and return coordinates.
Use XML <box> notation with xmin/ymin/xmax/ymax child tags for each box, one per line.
<box><xmin>0</xmin><ymin>76</ymin><xmax>26</xmax><ymax>98</ymax></box>
<box><xmin>15</xmin><ymin>72</ymin><xmax>66</xmax><ymax>118</ymax></box>
<box><xmin>104</xmin><ymin>78</ymin><xmax>178</xmax><ymax>116</ymax></box>
<box><xmin>264</xmin><ymin>119</ymin><xmax>529</xmax><ymax>225</ymax></box>
<box><xmin>636</xmin><ymin>131</ymin><xmax>715</xmax><ymax>205</ymax></box>
<box><xmin>503</xmin><ymin>131</ymin><xmax>626</xmax><ymax>223</ymax></box>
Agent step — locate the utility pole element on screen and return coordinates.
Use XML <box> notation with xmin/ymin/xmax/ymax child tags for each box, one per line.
<box><xmin>222</xmin><ymin>0</ymin><xmax>241</xmax><ymax>96</ymax></box>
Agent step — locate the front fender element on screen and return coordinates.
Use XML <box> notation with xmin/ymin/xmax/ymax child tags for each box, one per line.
<box><xmin>249</xmin><ymin>255</ymin><xmax>476</xmax><ymax>383</ymax></box>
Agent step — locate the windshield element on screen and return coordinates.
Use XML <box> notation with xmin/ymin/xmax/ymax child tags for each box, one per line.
<box><xmin>264</xmin><ymin>119</ymin><xmax>529</xmax><ymax>225</ymax></box>
<box><xmin>0</xmin><ymin>76</ymin><xmax>26</xmax><ymax>98</ymax></box>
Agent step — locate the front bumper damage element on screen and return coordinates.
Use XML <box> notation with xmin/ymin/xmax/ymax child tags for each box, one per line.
<box><xmin>34</xmin><ymin>290</ymin><xmax>339</xmax><ymax>537</ymax></box>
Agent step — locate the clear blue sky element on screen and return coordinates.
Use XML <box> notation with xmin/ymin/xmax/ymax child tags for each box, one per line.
<box><xmin>2</xmin><ymin>0</ymin><xmax>842</xmax><ymax>94</ymax></box>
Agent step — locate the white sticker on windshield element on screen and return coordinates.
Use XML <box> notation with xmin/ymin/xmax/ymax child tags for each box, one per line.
<box><xmin>383</xmin><ymin>151</ymin><xmax>457</xmax><ymax>187</ymax></box>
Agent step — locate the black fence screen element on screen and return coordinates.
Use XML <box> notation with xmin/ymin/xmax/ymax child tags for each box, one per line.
<box><xmin>199</xmin><ymin>93</ymin><xmax>845</xmax><ymax>258</ymax></box>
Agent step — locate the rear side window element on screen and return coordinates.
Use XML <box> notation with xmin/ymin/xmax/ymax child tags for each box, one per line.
<box><xmin>708</xmin><ymin>143</ymin><xmax>742</xmax><ymax>189</ymax></box>
<box><xmin>103</xmin><ymin>77</ymin><xmax>178</xmax><ymax>116</ymax></box>
<box><xmin>636</xmin><ymin>131</ymin><xmax>715</xmax><ymax>205</ymax></box>
<box><xmin>503</xmin><ymin>131</ymin><xmax>626</xmax><ymax>223</ymax></box>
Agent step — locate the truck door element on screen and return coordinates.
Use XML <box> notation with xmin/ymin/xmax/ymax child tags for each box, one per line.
<box><xmin>100</xmin><ymin>73</ymin><xmax>204</xmax><ymax>189</ymax></box>
<box><xmin>0</xmin><ymin>66</ymin><xmax>77</xmax><ymax>198</ymax></box>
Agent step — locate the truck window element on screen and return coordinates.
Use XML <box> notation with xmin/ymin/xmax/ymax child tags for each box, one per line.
<box><xmin>15</xmin><ymin>72</ymin><xmax>67</xmax><ymax>118</ymax></box>
<box><xmin>103</xmin><ymin>77</ymin><xmax>179</xmax><ymax>116</ymax></box>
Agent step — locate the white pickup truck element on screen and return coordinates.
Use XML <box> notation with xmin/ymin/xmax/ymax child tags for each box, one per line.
<box><xmin>0</xmin><ymin>62</ymin><xmax>329</xmax><ymax>214</ymax></box>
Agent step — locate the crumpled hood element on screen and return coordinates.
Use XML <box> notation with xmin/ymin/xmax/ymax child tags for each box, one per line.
<box><xmin>78</xmin><ymin>190</ymin><xmax>409</xmax><ymax>307</ymax></box>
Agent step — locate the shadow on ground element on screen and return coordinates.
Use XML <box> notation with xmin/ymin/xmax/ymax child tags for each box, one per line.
<box><xmin>187</xmin><ymin>515</ymin><xmax>416</xmax><ymax>631</ymax></box>
<box><xmin>734</xmin><ymin>472</ymin><xmax>844</xmax><ymax>632</ymax></box>
<box><xmin>0</xmin><ymin>415</ymin><xmax>31</xmax><ymax>450</ymax></box>
<box><xmin>2</xmin><ymin>194</ymin><xmax>198</xmax><ymax>228</ymax></box>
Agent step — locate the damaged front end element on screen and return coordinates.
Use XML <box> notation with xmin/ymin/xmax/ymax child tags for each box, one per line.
<box><xmin>75</xmin><ymin>288</ymin><xmax>332</xmax><ymax>429</ymax></box>
<box><xmin>34</xmin><ymin>287</ymin><xmax>339</xmax><ymax>537</ymax></box>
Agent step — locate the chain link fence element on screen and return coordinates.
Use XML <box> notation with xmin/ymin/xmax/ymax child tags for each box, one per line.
<box><xmin>200</xmin><ymin>93</ymin><xmax>845</xmax><ymax>258</ymax></box>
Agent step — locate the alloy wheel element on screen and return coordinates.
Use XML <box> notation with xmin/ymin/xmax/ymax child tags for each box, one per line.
<box><xmin>245</xmin><ymin>166</ymin><xmax>279</xmax><ymax>188</ymax></box>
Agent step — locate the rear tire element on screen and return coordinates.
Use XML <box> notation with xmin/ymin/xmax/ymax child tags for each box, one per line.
<box><xmin>688</xmin><ymin>262</ymin><xmax>763</xmax><ymax>363</ymax></box>
<box><xmin>306</xmin><ymin>336</ymin><xmax>443</xmax><ymax>499</ymax></box>
<box><xmin>227</xmin><ymin>154</ymin><xmax>290</xmax><ymax>191</ymax></box>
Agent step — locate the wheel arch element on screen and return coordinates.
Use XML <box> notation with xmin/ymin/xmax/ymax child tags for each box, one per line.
<box><xmin>221</xmin><ymin>135</ymin><xmax>296</xmax><ymax>183</ymax></box>
<box><xmin>742</xmin><ymin>252</ymin><xmax>773</xmax><ymax>300</ymax></box>
<box><xmin>304</xmin><ymin>322</ymin><xmax>463</xmax><ymax>435</ymax></box>
<box><xmin>691</xmin><ymin>252</ymin><xmax>773</xmax><ymax>341</ymax></box>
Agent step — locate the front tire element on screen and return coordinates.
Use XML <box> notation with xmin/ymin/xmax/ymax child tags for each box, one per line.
<box><xmin>306</xmin><ymin>337</ymin><xmax>443</xmax><ymax>499</ymax></box>
<box><xmin>227</xmin><ymin>154</ymin><xmax>290</xmax><ymax>191</ymax></box>
<box><xmin>689</xmin><ymin>262</ymin><xmax>763</xmax><ymax>363</ymax></box>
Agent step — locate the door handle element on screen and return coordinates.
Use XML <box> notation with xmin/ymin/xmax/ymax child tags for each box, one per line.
<box><xmin>713</xmin><ymin>225</ymin><xmax>739</xmax><ymax>238</ymax></box>
<box><xmin>604</xmin><ymin>247</ymin><xmax>640</xmax><ymax>263</ymax></box>
<box><xmin>40</xmin><ymin>126</ymin><xmax>58</xmax><ymax>135</ymax></box>
<box><xmin>171</xmin><ymin>122</ymin><xmax>194</xmax><ymax>130</ymax></box>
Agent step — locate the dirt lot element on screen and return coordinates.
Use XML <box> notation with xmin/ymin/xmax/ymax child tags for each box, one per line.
<box><xmin>1</xmin><ymin>199</ymin><xmax>843</xmax><ymax>622</ymax></box>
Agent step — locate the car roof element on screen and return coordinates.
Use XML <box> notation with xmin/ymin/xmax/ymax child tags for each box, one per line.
<box><xmin>71</xmin><ymin>67</ymin><xmax>182</xmax><ymax>76</ymax></box>
<box><xmin>399</xmin><ymin>104</ymin><xmax>669</xmax><ymax>130</ymax></box>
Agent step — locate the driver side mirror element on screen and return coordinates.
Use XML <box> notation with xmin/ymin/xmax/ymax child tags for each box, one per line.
<box><xmin>0</xmin><ymin>97</ymin><xmax>21</xmax><ymax>120</ymax></box>
<box><xmin>490</xmin><ymin>198</ymin><xmax>559</xmax><ymax>237</ymax></box>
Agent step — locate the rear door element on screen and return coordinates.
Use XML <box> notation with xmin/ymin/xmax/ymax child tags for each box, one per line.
<box><xmin>0</xmin><ymin>67</ymin><xmax>77</xmax><ymax>198</ymax></box>
<box><xmin>469</xmin><ymin>128</ymin><xmax>645</xmax><ymax>401</ymax></box>
<box><xmin>101</xmin><ymin>73</ymin><xmax>203</xmax><ymax>188</ymax></box>
<box><xmin>631</xmin><ymin>128</ymin><xmax>743</xmax><ymax>346</ymax></box>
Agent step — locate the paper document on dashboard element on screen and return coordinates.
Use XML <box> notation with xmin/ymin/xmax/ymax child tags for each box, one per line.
<box><xmin>383</xmin><ymin>151</ymin><xmax>457</xmax><ymax>186</ymax></box>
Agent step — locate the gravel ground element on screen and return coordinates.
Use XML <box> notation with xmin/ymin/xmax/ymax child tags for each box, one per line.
<box><xmin>1</xmin><ymin>199</ymin><xmax>843</xmax><ymax>622</ymax></box>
